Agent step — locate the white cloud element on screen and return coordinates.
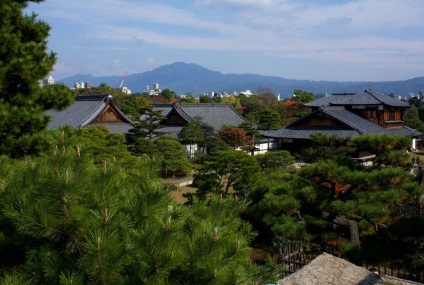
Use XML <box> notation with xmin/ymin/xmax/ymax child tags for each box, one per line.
<box><xmin>195</xmin><ymin>0</ymin><xmax>278</xmax><ymax>7</ymax></box>
<box><xmin>28</xmin><ymin>0</ymin><xmax>424</xmax><ymax>80</ymax></box>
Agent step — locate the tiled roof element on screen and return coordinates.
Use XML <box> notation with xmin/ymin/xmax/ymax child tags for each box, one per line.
<box><xmin>385</xmin><ymin>125</ymin><xmax>422</xmax><ymax>137</ymax></box>
<box><xmin>89</xmin><ymin>123</ymin><xmax>133</xmax><ymax>134</ymax></box>
<box><xmin>322</xmin><ymin>107</ymin><xmax>384</xmax><ymax>134</ymax></box>
<box><xmin>305</xmin><ymin>93</ymin><xmax>354</xmax><ymax>107</ymax></box>
<box><xmin>172</xmin><ymin>103</ymin><xmax>247</xmax><ymax>130</ymax></box>
<box><xmin>156</xmin><ymin>126</ymin><xmax>184</xmax><ymax>139</ymax></box>
<box><xmin>306</xmin><ymin>90</ymin><xmax>409</xmax><ymax>108</ymax></box>
<box><xmin>261</xmin><ymin>128</ymin><xmax>360</xmax><ymax>139</ymax></box>
<box><xmin>262</xmin><ymin>106</ymin><xmax>421</xmax><ymax>139</ymax></box>
<box><xmin>143</xmin><ymin>104</ymin><xmax>174</xmax><ymax>119</ymax></box>
<box><xmin>46</xmin><ymin>94</ymin><xmax>132</xmax><ymax>134</ymax></box>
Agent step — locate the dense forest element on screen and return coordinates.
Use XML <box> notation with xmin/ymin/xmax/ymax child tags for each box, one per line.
<box><xmin>2</xmin><ymin>1</ymin><xmax>424</xmax><ymax>284</ymax></box>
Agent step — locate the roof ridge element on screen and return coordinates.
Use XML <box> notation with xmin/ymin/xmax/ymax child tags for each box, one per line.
<box><xmin>173</xmin><ymin>103</ymin><xmax>195</xmax><ymax>123</ymax></box>
<box><xmin>322</xmin><ymin>108</ymin><xmax>369</xmax><ymax>134</ymax></box>
<box><xmin>364</xmin><ymin>90</ymin><xmax>384</xmax><ymax>104</ymax></box>
<box><xmin>80</xmin><ymin>98</ymin><xmax>108</xmax><ymax>127</ymax></box>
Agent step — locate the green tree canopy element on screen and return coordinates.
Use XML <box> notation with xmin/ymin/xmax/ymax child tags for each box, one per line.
<box><xmin>258</xmin><ymin>108</ymin><xmax>281</xmax><ymax>130</ymax></box>
<box><xmin>256</xmin><ymin>150</ymin><xmax>295</xmax><ymax>172</ymax></box>
<box><xmin>298</xmin><ymin>133</ymin><xmax>355</xmax><ymax>163</ymax></box>
<box><xmin>126</xmin><ymin>104</ymin><xmax>167</xmax><ymax>145</ymax></box>
<box><xmin>160</xmin><ymin>88</ymin><xmax>176</xmax><ymax>102</ymax></box>
<box><xmin>193</xmin><ymin>150</ymin><xmax>261</xmax><ymax>197</ymax></box>
<box><xmin>0</xmin><ymin>0</ymin><xmax>75</xmax><ymax>156</ymax></box>
<box><xmin>0</xmin><ymin>143</ymin><xmax>266</xmax><ymax>284</ymax></box>
<box><xmin>238</xmin><ymin>121</ymin><xmax>261</xmax><ymax>144</ymax></box>
<box><xmin>280</xmin><ymin>90</ymin><xmax>314</xmax><ymax>126</ymax></box>
<box><xmin>246</xmin><ymin>134</ymin><xmax>423</xmax><ymax>261</ymax></box>
<box><xmin>199</xmin><ymin>94</ymin><xmax>213</xmax><ymax>103</ymax></box>
<box><xmin>73</xmin><ymin>126</ymin><xmax>139</xmax><ymax>169</ymax></box>
<box><xmin>403</xmin><ymin>106</ymin><xmax>424</xmax><ymax>136</ymax></box>
<box><xmin>178</xmin><ymin>123</ymin><xmax>205</xmax><ymax>145</ymax></box>
<box><xmin>352</xmin><ymin>134</ymin><xmax>411</xmax><ymax>167</ymax></box>
<box><xmin>156</xmin><ymin>138</ymin><xmax>192</xmax><ymax>177</ymax></box>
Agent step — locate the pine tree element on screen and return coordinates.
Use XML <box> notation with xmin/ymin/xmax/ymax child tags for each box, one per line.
<box><xmin>178</xmin><ymin>122</ymin><xmax>205</xmax><ymax>157</ymax></box>
<box><xmin>0</xmin><ymin>0</ymin><xmax>74</xmax><ymax>156</ymax></box>
<box><xmin>126</xmin><ymin>104</ymin><xmax>167</xmax><ymax>143</ymax></box>
<box><xmin>0</xmin><ymin>136</ymin><xmax>264</xmax><ymax>284</ymax></box>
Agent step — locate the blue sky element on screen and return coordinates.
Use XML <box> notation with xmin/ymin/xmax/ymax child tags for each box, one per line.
<box><xmin>27</xmin><ymin>0</ymin><xmax>424</xmax><ymax>82</ymax></box>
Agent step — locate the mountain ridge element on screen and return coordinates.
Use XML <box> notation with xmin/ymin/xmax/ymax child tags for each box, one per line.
<box><xmin>57</xmin><ymin>62</ymin><xmax>424</xmax><ymax>98</ymax></box>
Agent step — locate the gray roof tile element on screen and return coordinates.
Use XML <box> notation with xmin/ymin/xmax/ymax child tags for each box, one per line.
<box><xmin>322</xmin><ymin>107</ymin><xmax>384</xmax><ymax>134</ymax></box>
<box><xmin>173</xmin><ymin>103</ymin><xmax>247</xmax><ymax>130</ymax></box>
<box><xmin>306</xmin><ymin>90</ymin><xmax>409</xmax><ymax>108</ymax></box>
<box><xmin>46</xmin><ymin>94</ymin><xmax>132</xmax><ymax>134</ymax></box>
<box><xmin>262</xmin><ymin>106</ymin><xmax>421</xmax><ymax>139</ymax></box>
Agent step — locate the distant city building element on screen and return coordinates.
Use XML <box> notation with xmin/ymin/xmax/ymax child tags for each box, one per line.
<box><xmin>239</xmin><ymin>90</ymin><xmax>254</xmax><ymax>96</ymax></box>
<box><xmin>147</xmin><ymin>82</ymin><xmax>162</xmax><ymax>96</ymax></box>
<box><xmin>120</xmin><ymin>86</ymin><xmax>132</xmax><ymax>95</ymax></box>
<box><xmin>74</xmin><ymin>81</ymin><xmax>84</xmax><ymax>89</ymax></box>
<box><xmin>73</xmin><ymin>81</ymin><xmax>92</xmax><ymax>90</ymax></box>
<box><xmin>43</xmin><ymin>76</ymin><xmax>54</xmax><ymax>86</ymax></box>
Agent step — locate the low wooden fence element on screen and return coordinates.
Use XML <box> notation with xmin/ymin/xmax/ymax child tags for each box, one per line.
<box><xmin>363</xmin><ymin>263</ymin><xmax>424</xmax><ymax>283</ymax></box>
<box><xmin>279</xmin><ymin>241</ymin><xmax>307</xmax><ymax>276</ymax></box>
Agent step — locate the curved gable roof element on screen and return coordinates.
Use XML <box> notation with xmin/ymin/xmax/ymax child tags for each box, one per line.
<box><xmin>47</xmin><ymin>94</ymin><xmax>132</xmax><ymax>133</ymax></box>
<box><xmin>341</xmin><ymin>90</ymin><xmax>409</xmax><ymax>107</ymax></box>
<box><xmin>306</xmin><ymin>90</ymin><xmax>408</xmax><ymax>108</ymax></box>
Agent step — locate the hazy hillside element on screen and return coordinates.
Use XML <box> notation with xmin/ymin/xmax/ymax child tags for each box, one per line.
<box><xmin>58</xmin><ymin>62</ymin><xmax>424</xmax><ymax>98</ymax></box>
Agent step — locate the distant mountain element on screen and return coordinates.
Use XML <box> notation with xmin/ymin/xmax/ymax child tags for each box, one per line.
<box><xmin>58</xmin><ymin>62</ymin><xmax>424</xmax><ymax>98</ymax></box>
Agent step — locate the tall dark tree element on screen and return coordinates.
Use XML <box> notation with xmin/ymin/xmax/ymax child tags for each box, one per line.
<box><xmin>193</xmin><ymin>150</ymin><xmax>261</xmax><ymax>197</ymax></box>
<box><xmin>178</xmin><ymin>122</ymin><xmax>205</xmax><ymax>157</ymax></box>
<box><xmin>126</xmin><ymin>105</ymin><xmax>166</xmax><ymax>143</ymax></box>
<box><xmin>238</xmin><ymin>121</ymin><xmax>261</xmax><ymax>145</ymax></box>
<box><xmin>298</xmin><ymin>133</ymin><xmax>355</xmax><ymax>163</ymax></box>
<box><xmin>160</xmin><ymin>88</ymin><xmax>176</xmax><ymax>102</ymax></box>
<box><xmin>403</xmin><ymin>106</ymin><xmax>424</xmax><ymax>135</ymax></box>
<box><xmin>258</xmin><ymin>108</ymin><xmax>281</xmax><ymax>130</ymax></box>
<box><xmin>0</xmin><ymin>0</ymin><xmax>75</xmax><ymax>156</ymax></box>
<box><xmin>156</xmin><ymin>138</ymin><xmax>192</xmax><ymax>177</ymax></box>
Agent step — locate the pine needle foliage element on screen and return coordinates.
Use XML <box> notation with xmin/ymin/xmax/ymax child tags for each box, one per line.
<box><xmin>0</xmin><ymin>141</ymin><xmax>263</xmax><ymax>284</ymax></box>
<box><xmin>0</xmin><ymin>0</ymin><xmax>75</xmax><ymax>156</ymax></box>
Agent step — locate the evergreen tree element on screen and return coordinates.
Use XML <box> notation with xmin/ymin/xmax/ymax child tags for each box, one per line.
<box><xmin>256</xmin><ymin>150</ymin><xmax>295</xmax><ymax>172</ymax></box>
<box><xmin>128</xmin><ymin>105</ymin><xmax>167</xmax><ymax>141</ymax></box>
<box><xmin>160</xmin><ymin>88</ymin><xmax>176</xmax><ymax>102</ymax></box>
<box><xmin>298</xmin><ymin>133</ymin><xmax>355</xmax><ymax>163</ymax></box>
<box><xmin>178</xmin><ymin>122</ymin><xmax>205</xmax><ymax>157</ymax></box>
<box><xmin>352</xmin><ymin>134</ymin><xmax>411</xmax><ymax>167</ymax></box>
<box><xmin>193</xmin><ymin>150</ymin><xmax>261</xmax><ymax>197</ymax></box>
<box><xmin>238</xmin><ymin>121</ymin><xmax>262</xmax><ymax>145</ymax></box>
<box><xmin>0</xmin><ymin>0</ymin><xmax>74</xmax><ymax>156</ymax></box>
<box><xmin>126</xmin><ymin>104</ymin><xmax>167</xmax><ymax>156</ymax></box>
<box><xmin>156</xmin><ymin>138</ymin><xmax>192</xmax><ymax>177</ymax></box>
<box><xmin>258</xmin><ymin>108</ymin><xmax>281</xmax><ymax>130</ymax></box>
<box><xmin>246</xmin><ymin>134</ymin><xmax>423</xmax><ymax>260</ymax></box>
<box><xmin>0</xmin><ymin>138</ymin><xmax>266</xmax><ymax>284</ymax></box>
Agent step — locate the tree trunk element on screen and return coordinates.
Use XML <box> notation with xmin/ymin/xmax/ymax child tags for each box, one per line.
<box><xmin>333</xmin><ymin>216</ymin><xmax>361</xmax><ymax>248</ymax></box>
